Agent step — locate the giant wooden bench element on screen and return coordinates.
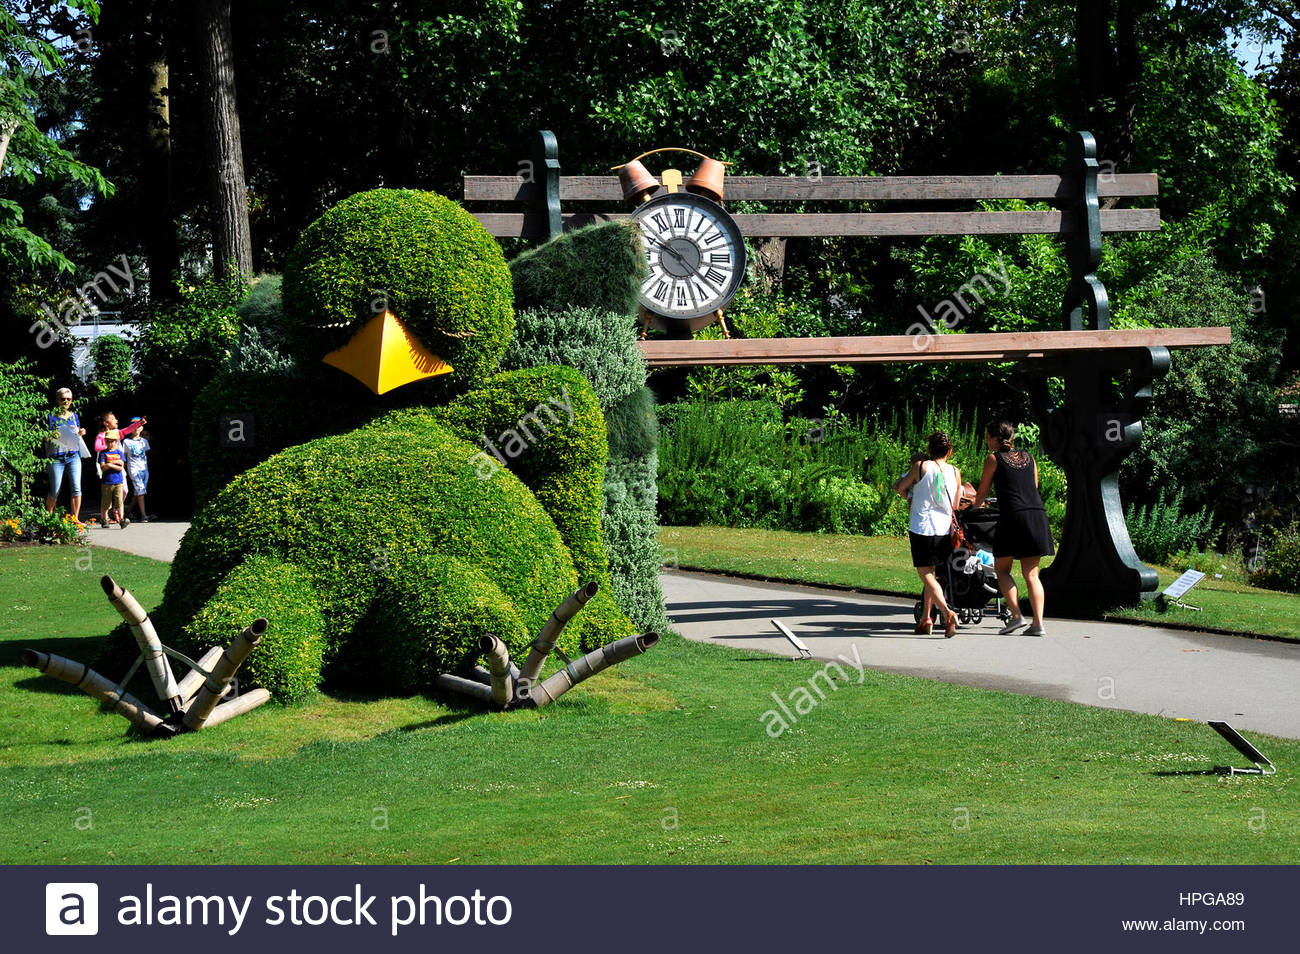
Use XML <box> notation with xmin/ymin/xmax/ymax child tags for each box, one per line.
<box><xmin>464</xmin><ymin>131</ymin><xmax>1232</xmax><ymax>612</ymax></box>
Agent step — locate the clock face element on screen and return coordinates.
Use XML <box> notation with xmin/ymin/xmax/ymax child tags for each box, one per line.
<box><xmin>632</xmin><ymin>192</ymin><xmax>746</xmax><ymax>321</ymax></box>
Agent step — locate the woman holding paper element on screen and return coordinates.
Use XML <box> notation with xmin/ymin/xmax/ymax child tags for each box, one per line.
<box><xmin>43</xmin><ymin>387</ymin><xmax>87</xmax><ymax>522</ymax></box>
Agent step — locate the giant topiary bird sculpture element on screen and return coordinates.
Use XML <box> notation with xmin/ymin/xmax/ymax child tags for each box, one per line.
<box><xmin>23</xmin><ymin>190</ymin><xmax>657</xmax><ymax>735</ymax></box>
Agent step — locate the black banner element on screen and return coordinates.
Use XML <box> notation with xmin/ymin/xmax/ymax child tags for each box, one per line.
<box><xmin>5</xmin><ymin>865</ymin><xmax>1291</xmax><ymax>951</ymax></box>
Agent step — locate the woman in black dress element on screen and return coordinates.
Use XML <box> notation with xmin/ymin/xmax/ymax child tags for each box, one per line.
<box><xmin>973</xmin><ymin>421</ymin><xmax>1054</xmax><ymax>636</ymax></box>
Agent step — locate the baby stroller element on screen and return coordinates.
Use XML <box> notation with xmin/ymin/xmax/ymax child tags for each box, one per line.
<box><xmin>913</xmin><ymin>506</ymin><xmax>1013</xmax><ymax>626</ymax></box>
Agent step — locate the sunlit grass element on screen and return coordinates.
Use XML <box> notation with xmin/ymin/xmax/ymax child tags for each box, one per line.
<box><xmin>2</xmin><ymin>545</ymin><xmax>1296</xmax><ymax>865</ymax></box>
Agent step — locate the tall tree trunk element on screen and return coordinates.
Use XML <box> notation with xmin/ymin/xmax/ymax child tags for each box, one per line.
<box><xmin>197</xmin><ymin>0</ymin><xmax>252</xmax><ymax>280</ymax></box>
<box><xmin>1074</xmin><ymin>0</ymin><xmax>1115</xmax><ymax>113</ymax></box>
<box><xmin>142</xmin><ymin>7</ymin><xmax>179</xmax><ymax>300</ymax></box>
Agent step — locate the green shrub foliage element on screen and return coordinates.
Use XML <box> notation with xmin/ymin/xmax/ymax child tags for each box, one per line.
<box><xmin>162</xmin><ymin>401</ymin><xmax>631</xmax><ymax>701</ymax></box>
<box><xmin>605</xmin><ymin>386</ymin><xmax>658</xmax><ymax>459</ymax></box>
<box><xmin>657</xmin><ymin>400</ymin><xmax>1065</xmax><ymax>539</ymax></box>
<box><xmin>189</xmin><ymin>365</ymin><xmax>370</xmax><ymax>504</ymax></box>
<box><xmin>510</xmin><ymin>222</ymin><xmax>646</xmax><ymax>315</ymax></box>
<box><xmin>282</xmin><ymin>189</ymin><xmax>513</xmax><ymax>389</ymax></box>
<box><xmin>432</xmin><ymin>366</ymin><xmax>609</xmax><ymax>591</ymax></box>
<box><xmin>134</xmin><ymin>277</ymin><xmax>244</xmax><ymax>398</ymax></box>
<box><xmin>502</xmin><ymin>306</ymin><xmax>645</xmax><ymax>410</ymax></box>
<box><xmin>89</xmin><ymin>334</ymin><xmax>132</xmax><ymax>400</ymax></box>
<box><xmin>503</xmin><ymin>231</ymin><xmax>665</xmax><ymax>631</ymax></box>
<box><xmin>1124</xmin><ymin>488</ymin><xmax>1218</xmax><ymax>566</ymax></box>
<box><xmin>0</xmin><ymin>359</ymin><xmax>50</xmax><ymax>520</ymax></box>
<box><xmin>604</xmin><ymin>450</ymin><xmax>668</xmax><ymax>631</ymax></box>
<box><xmin>186</xmin><ymin>555</ymin><xmax>325</xmax><ymax>703</ymax></box>
<box><xmin>1251</xmin><ymin>522</ymin><xmax>1300</xmax><ymax>594</ymax></box>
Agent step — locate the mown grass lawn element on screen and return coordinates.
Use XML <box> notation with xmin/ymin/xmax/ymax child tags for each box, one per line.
<box><xmin>660</xmin><ymin>526</ymin><xmax>1300</xmax><ymax>642</ymax></box>
<box><xmin>2</xmin><ymin>545</ymin><xmax>1296</xmax><ymax>865</ymax></box>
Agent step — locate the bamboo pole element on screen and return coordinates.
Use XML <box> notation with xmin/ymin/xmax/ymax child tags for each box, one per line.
<box><xmin>21</xmin><ymin>649</ymin><xmax>169</xmax><ymax>735</ymax></box>
<box><xmin>101</xmin><ymin>575</ymin><xmax>182</xmax><ymax>712</ymax></box>
<box><xmin>201</xmin><ymin>688</ymin><xmax>271</xmax><ymax>728</ymax></box>
<box><xmin>434</xmin><ymin>672</ymin><xmax>494</xmax><ymax>704</ymax></box>
<box><xmin>182</xmin><ymin>618</ymin><xmax>268</xmax><ymax>731</ymax></box>
<box><xmin>175</xmin><ymin>646</ymin><xmax>226</xmax><ymax>703</ymax></box>
<box><xmin>478</xmin><ymin>635</ymin><xmax>514</xmax><ymax>708</ymax></box>
<box><xmin>518</xmin><ymin>582</ymin><xmax>600</xmax><ymax>686</ymax></box>
<box><xmin>527</xmin><ymin>632</ymin><xmax>660</xmax><ymax>708</ymax></box>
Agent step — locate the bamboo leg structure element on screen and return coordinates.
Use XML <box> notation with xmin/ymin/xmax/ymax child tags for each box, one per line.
<box><xmin>527</xmin><ymin>632</ymin><xmax>660</xmax><ymax>708</ymax></box>
<box><xmin>21</xmin><ymin>650</ymin><xmax>171</xmax><ymax>736</ymax></box>
<box><xmin>434</xmin><ymin>672</ymin><xmax>495</xmax><ymax>704</ymax></box>
<box><xmin>479</xmin><ymin>635</ymin><xmax>514</xmax><ymax>707</ymax></box>
<box><xmin>182</xmin><ymin>618</ymin><xmax>268</xmax><ymax>731</ymax></box>
<box><xmin>174</xmin><ymin>645</ymin><xmax>226</xmax><ymax>704</ymax></box>
<box><xmin>518</xmin><ymin>581</ymin><xmax>600</xmax><ymax>686</ymax></box>
<box><xmin>101</xmin><ymin>574</ymin><xmax>182</xmax><ymax>713</ymax></box>
<box><xmin>202</xmin><ymin>688</ymin><xmax>272</xmax><ymax>728</ymax></box>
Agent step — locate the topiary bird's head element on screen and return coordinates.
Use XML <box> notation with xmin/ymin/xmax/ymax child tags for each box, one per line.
<box><xmin>282</xmin><ymin>189</ymin><xmax>513</xmax><ymax>397</ymax></box>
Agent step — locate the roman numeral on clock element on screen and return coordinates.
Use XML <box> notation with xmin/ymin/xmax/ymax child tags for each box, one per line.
<box><xmin>709</xmin><ymin>252</ymin><xmax>730</xmax><ymax>264</ymax></box>
<box><xmin>704</xmin><ymin>230</ymin><xmax>726</xmax><ymax>246</ymax></box>
<box><xmin>651</xmin><ymin>212</ymin><xmax>668</xmax><ymax>231</ymax></box>
<box><xmin>652</xmin><ymin>280</ymin><xmax>668</xmax><ymax>302</ymax></box>
<box><xmin>673</xmin><ymin>208</ymin><xmax>685</xmax><ymax>228</ymax></box>
<box><xmin>704</xmin><ymin>268</ymin><xmax>726</xmax><ymax>285</ymax></box>
<box><xmin>675</xmin><ymin>285</ymin><xmax>688</xmax><ymax>308</ymax></box>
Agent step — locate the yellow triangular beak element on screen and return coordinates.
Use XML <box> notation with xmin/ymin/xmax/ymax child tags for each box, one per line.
<box><xmin>322</xmin><ymin>311</ymin><xmax>453</xmax><ymax>395</ymax></box>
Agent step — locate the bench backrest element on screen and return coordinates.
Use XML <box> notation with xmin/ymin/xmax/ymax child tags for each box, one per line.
<box><xmin>463</xmin><ymin>173</ymin><xmax>1160</xmax><ymax>240</ymax></box>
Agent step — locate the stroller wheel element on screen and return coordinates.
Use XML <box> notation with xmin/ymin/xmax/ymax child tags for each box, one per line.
<box><xmin>958</xmin><ymin>610</ymin><xmax>971</xmax><ymax>625</ymax></box>
<box><xmin>913</xmin><ymin>601</ymin><xmax>924</xmax><ymax>623</ymax></box>
<box><xmin>972</xmin><ymin>609</ymin><xmax>983</xmax><ymax>624</ymax></box>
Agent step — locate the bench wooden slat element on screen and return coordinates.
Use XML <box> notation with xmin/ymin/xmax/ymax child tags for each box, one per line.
<box><xmin>462</xmin><ymin>173</ymin><xmax>1159</xmax><ymax>202</ymax></box>
<box><xmin>471</xmin><ymin>208</ymin><xmax>1160</xmax><ymax>239</ymax></box>
<box><xmin>637</xmin><ymin>328</ymin><xmax>1229</xmax><ymax>367</ymax></box>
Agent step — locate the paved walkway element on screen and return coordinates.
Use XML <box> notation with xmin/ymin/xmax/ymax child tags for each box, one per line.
<box><xmin>662</xmin><ymin>570</ymin><xmax>1300</xmax><ymax>741</ymax></box>
<box><xmin>84</xmin><ymin>526</ymin><xmax>1300</xmax><ymax>740</ymax></box>
<box><xmin>84</xmin><ymin>520</ymin><xmax>190</xmax><ymax>563</ymax></box>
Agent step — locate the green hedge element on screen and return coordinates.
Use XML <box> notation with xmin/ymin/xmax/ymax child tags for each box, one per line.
<box><xmin>502</xmin><ymin>306</ymin><xmax>645</xmax><ymax>409</ymax></box>
<box><xmin>505</xmin><ymin>227</ymin><xmax>665</xmax><ymax>633</ymax></box>
<box><xmin>185</xmin><ymin>554</ymin><xmax>325</xmax><ymax>703</ymax></box>
<box><xmin>431</xmin><ymin>366</ymin><xmax>610</xmax><ymax>592</ymax></box>
<box><xmin>510</xmin><ymin>222</ymin><xmax>646</xmax><ymax>315</ymax></box>
<box><xmin>282</xmin><ymin>189</ymin><xmax>513</xmax><ymax>391</ymax></box>
<box><xmin>89</xmin><ymin>334</ymin><xmax>132</xmax><ymax>400</ymax></box>
<box><xmin>189</xmin><ymin>365</ymin><xmax>370</xmax><ymax>504</ymax></box>
<box><xmin>605</xmin><ymin>385</ymin><xmax>658</xmax><ymax>459</ymax></box>
<box><xmin>161</xmin><ymin>401</ymin><xmax>631</xmax><ymax>700</ymax></box>
<box><xmin>0</xmin><ymin>359</ymin><xmax>49</xmax><ymax>519</ymax></box>
<box><xmin>604</xmin><ymin>450</ymin><xmax>667</xmax><ymax>631</ymax></box>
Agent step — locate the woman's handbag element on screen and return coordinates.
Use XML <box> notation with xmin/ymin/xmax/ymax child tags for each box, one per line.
<box><xmin>938</xmin><ymin>464</ymin><xmax>969</xmax><ymax>551</ymax></box>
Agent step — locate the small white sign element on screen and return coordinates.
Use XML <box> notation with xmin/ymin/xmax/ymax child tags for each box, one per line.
<box><xmin>1162</xmin><ymin>569</ymin><xmax>1205</xmax><ymax>601</ymax></box>
<box><xmin>45</xmin><ymin>882</ymin><xmax>99</xmax><ymax>936</ymax></box>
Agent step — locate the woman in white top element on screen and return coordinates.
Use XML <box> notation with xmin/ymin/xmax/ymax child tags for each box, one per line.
<box><xmin>893</xmin><ymin>431</ymin><xmax>961</xmax><ymax>637</ymax></box>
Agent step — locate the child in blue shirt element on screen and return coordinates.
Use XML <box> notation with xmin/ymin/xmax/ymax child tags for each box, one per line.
<box><xmin>97</xmin><ymin>430</ymin><xmax>130</xmax><ymax>528</ymax></box>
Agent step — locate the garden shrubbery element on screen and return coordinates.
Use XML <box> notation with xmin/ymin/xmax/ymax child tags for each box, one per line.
<box><xmin>1124</xmin><ymin>489</ymin><xmax>1219</xmax><ymax>566</ymax></box>
<box><xmin>503</xmin><ymin>224</ymin><xmax>667</xmax><ymax>632</ymax></box>
<box><xmin>656</xmin><ymin>400</ymin><xmax>1065</xmax><ymax>538</ymax></box>
<box><xmin>510</xmin><ymin>221</ymin><xmax>645</xmax><ymax>315</ymax></box>
<box><xmin>1251</xmin><ymin>523</ymin><xmax>1300</xmax><ymax>594</ymax></box>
